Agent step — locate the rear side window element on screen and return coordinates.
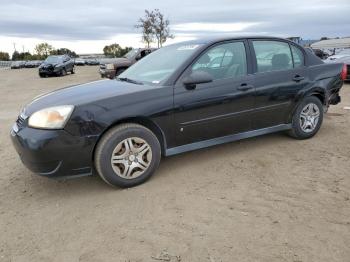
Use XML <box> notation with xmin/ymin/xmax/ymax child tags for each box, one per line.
<box><xmin>253</xmin><ymin>41</ymin><xmax>293</xmax><ymax>73</ymax></box>
<box><xmin>291</xmin><ymin>45</ymin><xmax>304</xmax><ymax>67</ymax></box>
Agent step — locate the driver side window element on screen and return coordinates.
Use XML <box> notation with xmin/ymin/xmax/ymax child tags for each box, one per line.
<box><xmin>192</xmin><ymin>42</ymin><xmax>247</xmax><ymax>80</ymax></box>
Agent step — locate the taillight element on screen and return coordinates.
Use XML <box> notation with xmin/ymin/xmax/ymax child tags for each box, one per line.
<box><xmin>341</xmin><ymin>63</ymin><xmax>347</xmax><ymax>81</ymax></box>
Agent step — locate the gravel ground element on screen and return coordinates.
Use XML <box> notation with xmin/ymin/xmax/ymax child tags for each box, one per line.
<box><xmin>0</xmin><ymin>67</ymin><xmax>349</xmax><ymax>262</ymax></box>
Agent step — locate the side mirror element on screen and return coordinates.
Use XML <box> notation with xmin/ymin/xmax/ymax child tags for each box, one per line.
<box><xmin>182</xmin><ymin>71</ymin><xmax>213</xmax><ymax>90</ymax></box>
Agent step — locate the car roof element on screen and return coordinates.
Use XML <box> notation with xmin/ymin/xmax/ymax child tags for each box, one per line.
<box><xmin>173</xmin><ymin>36</ymin><xmax>292</xmax><ymax>46</ymax></box>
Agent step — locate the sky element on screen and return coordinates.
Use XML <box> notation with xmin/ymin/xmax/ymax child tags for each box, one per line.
<box><xmin>0</xmin><ymin>0</ymin><xmax>349</xmax><ymax>55</ymax></box>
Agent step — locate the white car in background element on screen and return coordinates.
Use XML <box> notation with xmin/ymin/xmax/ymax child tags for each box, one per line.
<box><xmin>325</xmin><ymin>49</ymin><xmax>350</xmax><ymax>62</ymax></box>
<box><xmin>324</xmin><ymin>49</ymin><xmax>350</xmax><ymax>80</ymax></box>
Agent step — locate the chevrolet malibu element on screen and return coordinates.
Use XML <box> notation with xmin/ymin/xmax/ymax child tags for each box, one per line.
<box><xmin>11</xmin><ymin>36</ymin><xmax>346</xmax><ymax>188</ymax></box>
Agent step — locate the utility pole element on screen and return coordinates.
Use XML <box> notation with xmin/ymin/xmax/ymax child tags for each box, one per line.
<box><xmin>13</xmin><ymin>43</ymin><xmax>17</xmax><ymax>52</ymax></box>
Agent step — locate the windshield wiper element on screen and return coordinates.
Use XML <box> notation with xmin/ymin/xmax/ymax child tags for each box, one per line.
<box><xmin>117</xmin><ymin>77</ymin><xmax>144</xmax><ymax>85</ymax></box>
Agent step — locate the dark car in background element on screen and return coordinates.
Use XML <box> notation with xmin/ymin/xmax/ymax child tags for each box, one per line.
<box><xmin>305</xmin><ymin>47</ymin><xmax>329</xmax><ymax>60</ymax></box>
<box><xmin>11</xmin><ymin>36</ymin><xmax>346</xmax><ymax>188</ymax></box>
<box><xmin>99</xmin><ymin>48</ymin><xmax>155</xmax><ymax>79</ymax></box>
<box><xmin>39</xmin><ymin>55</ymin><xmax>75</xmax><ymax>77</ymax></box>
<box><xmin>11</xmin><ymin>61</ymin><xmax>26</xmax><ymax>69</ymax></box>
<box><xmin>86</xmin><ymin>59</ymin><xmax>99</xmax><ymax>65</ymax></box>
<box><xmin>74</xmin><ymin>58</ymin><xmax>86</xmax><ymax>66</ymax></box>
<box><xmin>24</xmin><ymin>60</ymin><xmax>42</xmax><ymax>68</ymax></box>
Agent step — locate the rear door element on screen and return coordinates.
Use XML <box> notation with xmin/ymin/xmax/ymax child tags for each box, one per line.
<box><xmin>173</xmin><ymin>40</ymin><xmax>255</xmax><ymax>146</ymax></box>
<box><xmin>248</xmin><ymin>39</ymin><xmax>309</xmax><ymax>129</ymax></box>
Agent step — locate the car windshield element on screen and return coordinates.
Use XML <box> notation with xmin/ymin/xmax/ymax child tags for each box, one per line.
<box><xmin>119</xmin><ymin>43</ymin><xmax>202</xmax><ymax>85</ymax></box>
<box><xmin>123</xmin><ymin>49</ymin><xmax>139</xmax><ymax>59</ymax></box>
<box><xmin>45</xmin><ymin>56</ymin><xmax>62</xmax><ymax>63</ymax></box>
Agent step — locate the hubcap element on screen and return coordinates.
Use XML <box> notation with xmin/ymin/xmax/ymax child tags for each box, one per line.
<box><xmin>299</xmin><ymin>103</ymin><xmax>320</xmax><ymax>133</ymax></box>
<box><xmin>110</xmin><ymin>137</ymin><xmax>152</xmax><ymax>179</ymax></box>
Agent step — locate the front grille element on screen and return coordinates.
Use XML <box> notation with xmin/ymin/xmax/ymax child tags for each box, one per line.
<box><xmin>16</xmin><ymin>115</ymin><xmax>25</xmax><ymax>127</ymax></box>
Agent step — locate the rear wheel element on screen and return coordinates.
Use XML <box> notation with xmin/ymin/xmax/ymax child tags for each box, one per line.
<box><xmin>288</xmin><ymin>96</ymin><xmax>323</xmax><ymax>139</ymax></box>
<box><xmin>95</xmin><ymin>123</ymin><xmax>161</xmax><ymax>188</ymax></box>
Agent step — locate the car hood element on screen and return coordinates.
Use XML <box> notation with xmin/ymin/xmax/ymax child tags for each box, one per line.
<box><xmin>23</xmin><ymin>80</ymin><xmax>154</xmax><ymax>115</ymax></box>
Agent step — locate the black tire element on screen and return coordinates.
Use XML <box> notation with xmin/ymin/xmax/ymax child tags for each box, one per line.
<box><xmin>94</xmin><ymin>123</ymin><xmax>161</xmax><ymax>188</ymax></box>
<box><xmin>288</xmin><ymin>96</ymin><xmax>323</xmax><ymax>139</ymax></box>
<box><xmin>39</xmin><ymin>73</ymin><xmax>45</xmax><ymax>78</ymax></box>
<box><xmin>71</xmin><ymin>66</ymin><xmax>75</xmax><ymax>74</ymax></box>
<box><xmin>60</xmin><ymin>68</ymin><xmax>67</xmax><ymax>77</ymax></box>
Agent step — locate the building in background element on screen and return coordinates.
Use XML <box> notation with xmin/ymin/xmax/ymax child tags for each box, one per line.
<box><xmin>311</xmin><ymin>38</ymin><xmax>350</xmax><ymax>50</ymax></box>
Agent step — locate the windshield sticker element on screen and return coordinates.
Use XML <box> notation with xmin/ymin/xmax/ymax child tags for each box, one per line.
<box><xmin>177</xmin><ymin>44</ymin><xmax>200</xmax><ymax>51</ymax></box>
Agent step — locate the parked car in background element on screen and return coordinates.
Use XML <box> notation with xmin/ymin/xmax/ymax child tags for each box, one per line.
<box><xmin>24</xmin><ymin>60</ymin><xmax>42</xmax><ymax>68</ymax></box>
<box><xmin>86</xmin><ymin>59</ymin><xmax>99</xmax><ymax>65</ymax></box>
<box><xmin>99</xmin><ymin>48</ymin><xmax>156</xmax><ymax>79</ymax></box>
<box><xmin>74</xmin><ymin>58</ymin><xmax>86</xmax><ymax>66</ymax></box>
<box><xmin>24</xmin><ymin>61</ymin><xmax>35</xmax><ymax>68</ymax></box>
<box><xmin>324</xmin><ymin>55</ymin><xmax>350</xmax><ymax>81</ymax></box>
<box><xmin>305</xmin><ymin>48</ymin><xmax>329</xmax><ymax>60</ymax></box>
<box><xmin>11</xmin><ymin>36</ymin><xmax>346</xmax><ymax>188</ymax></box>
<box><xmin>38</xmin><ymin>55</ymin><xmax>75</xmax><ymax>77</ymax></box>
<box><xmin>325</xmin><ymin>49</ymin><xmax>350</xmax><ymax>62</ymax></box>
<box><xmin>11</xmin><ymin>61</ymin><xmax>26</xmax><ymax>69</ymax></box>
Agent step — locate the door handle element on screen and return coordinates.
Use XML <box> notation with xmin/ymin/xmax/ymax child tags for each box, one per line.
<box><xmin>237</xmin><ymin>83</ymin><xmax>254</xmax><ymax>91</ymax></box>
<box><xmin>293</xmin><ymin>75</ymin><xmax>305</xmax><ymax>82</ymax></box>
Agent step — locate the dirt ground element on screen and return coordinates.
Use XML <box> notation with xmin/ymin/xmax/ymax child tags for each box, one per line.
<box><xmin>0</xmin><ymin>66</ymin><xmax>349</xmax><ymax>262</ymax></box>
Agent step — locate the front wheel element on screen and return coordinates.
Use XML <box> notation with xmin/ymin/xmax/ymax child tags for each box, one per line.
<box><xmin>71</xmin><ymin>66</ymin><xmax>75</xmax><ymax>74</ymax></box>
<box><xmin>60</xmin><ymin>68</ymin><xmax>67</xmax><ymax>77</ymax></box>
<box><xmin>288</xmin><ymin>96</ymin><xmax>323</xmax><ymax>139</ymax></box>
<box><xmin>94</xmin><ymin>123</ymin><xmax>161</xmax><ymax>188</ymax></box>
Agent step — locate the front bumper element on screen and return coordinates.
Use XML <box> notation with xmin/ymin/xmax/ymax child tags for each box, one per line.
<box><xmin>99</xmin><ymin>68</ymin><xmax>115</xmax><ymax>79</ymax></box>
<box><xmin>39</xmin><ymin>67</ymin><xmax>61</xmax><ymax>76</ymax></box>
<box><xmin>10</xmin><ymin>121</ymin><xmax>98</xmax><ymax>178</ymax></box>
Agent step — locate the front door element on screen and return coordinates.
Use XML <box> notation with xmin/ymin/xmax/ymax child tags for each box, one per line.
<box><xmin>173</xmin><ymin>40</ymin><xmax>255</xmax><ymax>146</ymax></box>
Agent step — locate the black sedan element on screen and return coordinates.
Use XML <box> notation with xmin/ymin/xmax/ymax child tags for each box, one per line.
<box><xmin>38</xmin><ymin>55</ymin><xmax>75</xmax><ymax>77</ymax></box>
<box><xmin>11</xmin><ymin>36</ymin><xmax>346</xmax><ymax>188</ymax></box>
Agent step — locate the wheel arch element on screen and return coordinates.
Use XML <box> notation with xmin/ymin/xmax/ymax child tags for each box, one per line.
<box><xmin>288</xmin><ymin>88</ymin><xmax>326</xmax><ymax>122</ymax></box>
<box><xmin>92</xmin><ymin>116</ymin><xmax>167</xmax><ymax>162</ymax></box>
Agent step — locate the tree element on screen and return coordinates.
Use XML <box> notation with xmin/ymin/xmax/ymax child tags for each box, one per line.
<box><xmin>34</xmin><ymin>43</ymin><xmax>54</xmax><ymax>59</ymax></box>
<box><xmin>11</xmin><ymin>51</ymin><xmax>33</xmax><ymax>61</ymax></box>
<box><xmin>135</xmin><ymin>10</ymin><xmax>155</xmax><ymax>48</ymax></box>
<box><xmin>103</xmin><ymin>44</ymin><xmax>132</xmax><ymax>58</ymax></box>
<box><xmin>12</xmin><ymin>51</ymin><xmax>20</xmax><ymax>61</ymax></box>
<box><xmin>152</xmin><ymin>9</ymin><xmax>174</xmax><ymax>48</ymax></box>
<box><xmin>0</xmin><ymin>51</ymin><xmax>10</xmax><ymax>61</ymax></box>
<box><xmin>135</xmin><ymin>9</ymin><xmax>174</xmax><ymax>48</ymax></box>
<box><xmin>50</xmin><ymin>48</ymin><xmax>78</xmax><ymax>57</ymax></box>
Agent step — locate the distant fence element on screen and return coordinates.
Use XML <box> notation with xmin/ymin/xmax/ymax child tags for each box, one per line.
<box><xmin>0</xmin><ymin>61</ymin><xmax>11</xmax><ymax>69</ymax></box>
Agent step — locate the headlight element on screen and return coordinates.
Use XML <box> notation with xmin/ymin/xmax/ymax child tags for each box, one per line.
<box><xmin>28</xmin><ymin>105</ymin><xmax>74</xmax><ymax>129</ymax></box>
<box><xmin>106</xmin><ymin>63</ymin><xmax>115</xmax><ymax>70</ymax></box>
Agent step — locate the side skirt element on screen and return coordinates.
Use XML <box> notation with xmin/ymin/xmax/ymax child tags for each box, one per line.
<box><xmin>165</xmin><ymin>124</ymin><xmax>292</xmax><ymax>156</ymax></box>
